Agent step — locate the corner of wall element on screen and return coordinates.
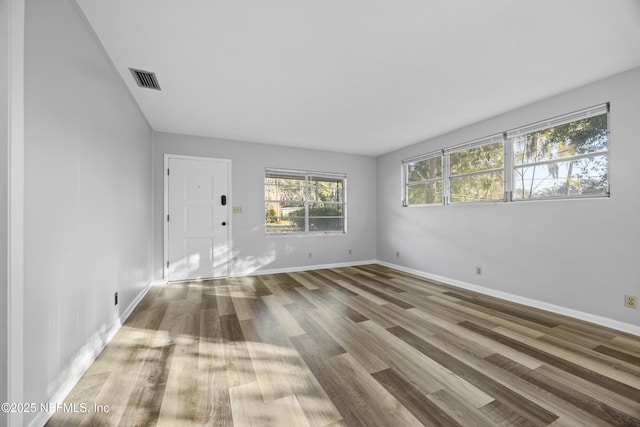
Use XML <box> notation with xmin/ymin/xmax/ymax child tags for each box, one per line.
<box><xmin>377</xmin><ymin>260</ymin><xmax>640</xmax><ymax>337</ymax></box>
<box><xmin>4</xmin><ymin>1</ymin><xmax>26</xmax><ymax>427</ymax></box>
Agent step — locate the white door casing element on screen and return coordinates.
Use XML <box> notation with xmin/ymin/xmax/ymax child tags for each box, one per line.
<box><xmin>165</xmin><ymin>155</ymin><xmax>230</xmax><ymax>281</ymax></box>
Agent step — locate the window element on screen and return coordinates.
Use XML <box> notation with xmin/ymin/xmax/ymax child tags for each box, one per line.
<box><xmin>265</xmin><ymin>168</ymin><xmax>346</xmax><ymax>234</ymax></box>
<box><xmin>401</xmin><ymin>103</ymin><xmax>609</xmax><ymax>206</ymax></box>
<box><xmin>509</xmin><ymin>105</ymin><xmax>609</xmax><ymax>200</ymax></box>
<box><xmin>447</xmin><ymin>135</ymin><xmax>504</xmax><ymax>203</ymax></box>
<box><xmin>403</xmin><ymin>153</ymin><xmax>443</xmax><ymax>206</ymax></box>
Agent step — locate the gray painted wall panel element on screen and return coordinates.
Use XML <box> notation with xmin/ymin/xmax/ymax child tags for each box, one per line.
<box><xmin>376</xmin><ymin>67</ymin><xmax>640</xmax><ymax>326</ymax></box>
<box><xmin>153</xmin><ymin>132</ymin><xmax>377</xmax><ymax>278</ymax></box>
<box><xmin>0</xmin><ymin>0</ymin><xmax>9</xmax><ymax>424</ymax></box>
<box><xmin>22</xmin><ymin>0</ymin><xmax>153</xmax><ymax>423</ymax></box>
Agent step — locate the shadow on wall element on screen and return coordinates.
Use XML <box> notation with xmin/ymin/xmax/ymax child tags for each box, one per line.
<box><xmin>230</xmin><ymin>224</ymin><xmax>320</xmax><ymax>277</ymax></box>
<box><xmin>231</xmin><ymin>233</ymin><xmax>323</xmax><ymax>277</ymax></box>
<box><xmin>167</xmin><ymin>224</ymin><xmax>332</xmax><ymax>280</ymax></box>
<box><xmin>167</xmin><ymin>243</ymin><xmax>278</xmax><ymax>280</ymax></box>
<box><xmin>166</xmin><ymin>243</ymin><xmax>231</xmax><ymax>280</ymax></box>
<box><xmin>232</xmin><ymin>249</ymin><xmax>277</xmax><ymax>277</ymax></box>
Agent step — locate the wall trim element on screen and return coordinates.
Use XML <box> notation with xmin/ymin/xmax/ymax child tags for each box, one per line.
<box><xmin>240</xmin><ymin>259</ymin><xmax>378</xmax><ymax>277</ymax></box>
<box><xmin>7</xmin><ymin>1</ymin><xmax>25</xmax><ymax>426</ymax></box>
<box><xmin>29</xmin><ymin>282</ymin><xmax>153</xmax><ymax>427</ymax></box>
<box><xmin>150</xmin><ymin>260</ymin><xmax>378</xmax><ymax>284</ymax></box>
<box><xmin>107</xmin><ymin>261</ymin><xmax>640</xmax><ymax>338</ymax></box>
<box><xmin>377</xmin><ymin>260</ymin><xmax>640</xmax><ymax>337</ymax></box>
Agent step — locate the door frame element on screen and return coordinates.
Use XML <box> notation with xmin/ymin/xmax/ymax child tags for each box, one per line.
<box><xmin>163</xmin><ymin>154</ymin><xmax>232</xmax><ymax>281</ymax></box>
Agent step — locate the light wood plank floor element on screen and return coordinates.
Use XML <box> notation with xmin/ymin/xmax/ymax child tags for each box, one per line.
<box><xmin>46</xmin><ymin>264</ymin><xmax>640</xmax><ymax>426</ymax></box>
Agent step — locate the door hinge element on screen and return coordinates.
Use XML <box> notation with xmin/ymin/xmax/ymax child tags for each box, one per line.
<box><xmin>166</xmin><ymin>261</ymin><xmax>169</xmax><ymax>268</ymax></box>
<box><xmin>167</xmin><ymin>214</ymin><xmax>170</xmax><ymax>221</ymax></box>
<box><xmin>167</xmin><ymin>168</ymin><xmax>170</xmax><ymax>176</ymax></box>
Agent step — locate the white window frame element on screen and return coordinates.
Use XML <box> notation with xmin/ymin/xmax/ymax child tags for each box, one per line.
<box><xmin>401</xmin><ymin>103</ymin><xmax>610</xmax><ymax>206</ymax></box>
<box><xmin>265</xmin><ymin>168</ymin><xmax>347</xmax><ymax>235</ymax></box>
<box><xmin>444</xmin><ymin>134</ymin><xmax>505</xmax><ymax>204</ymax></box>
<box><xmin>506</xmin><ymin>103</ymin><xmax>610</xmax><ymax>201</ymax></box>
<box><xmin>402</xmin><ymin>151</ymin><xmax>443</xmax><ymax>207</ymax></box>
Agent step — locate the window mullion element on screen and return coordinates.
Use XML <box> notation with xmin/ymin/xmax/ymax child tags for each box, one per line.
<box><xmin>304</xmin><ymin>175</ymin><xmax>309</xmax><ymax>233</ymax></box>
<box><xmin>403</xmin><ymin>104</ymin><xmax>608</xmax><ymax>206</ymax></box>
<box><xmin>449</xmin><ymin>166</ymin><xmax>504</xmax><ymax>180</ymax></box>
<box><xmin>443</xmin><ymin>150</ymin><xmax>450</xmax><ymax>205</ymax></box>
<box><xmin>402</xmin><ymin>164</ymin><xmax>409</xmax><ymax>206</ymax></box>
<box><xmin>408</xmin><ymin>178</ymin><xmax>442</xmax><ymax>186</ymax></box>
<box><xmin>504</xmin><ymin>132</ymin><xmax>513</xmax><ymax>201</ymax></box>
<box><xmin>514</xmin><ymin>150</ymin><xmax>608</xmax><ymax>169</ymax></box>
<box><xmin>606</xmin><ymin>106</ymin><xmax>611</xmax><ymax>196</ymax></box>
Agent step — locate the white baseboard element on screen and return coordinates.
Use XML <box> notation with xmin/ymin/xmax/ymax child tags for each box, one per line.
<box><xmin>30</xmin><ymin>281</ymin><xmax>153</xmax><ymax>427</ymax></box>
<box><xmin>120</xmin><ymin>281</ymin><xmax>153</xmax><ymax>321</ymax></box>
<box><xmin>377</xmin><ymin>260</ymin><xmax>640</xmax><ymax>337</ymax></box>
<box><xmin>240</xmin><ymin>259</ymin><xmax>378</xmax><ymax>277</ymax></box>
<box><xmin>152</xmin><ymin>260</ymin><xmax>378</xmax><ymax>283</ymax></box>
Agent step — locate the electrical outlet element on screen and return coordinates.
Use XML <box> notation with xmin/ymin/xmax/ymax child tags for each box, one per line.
<box><xmin>308</xmin><ymin>252</ymin><xmax>312</xmax><ymax>259</ymax></box>
<box><xmin>114</xmin><ymin>292</ymin><xmax>118</xmax><ymax>306</ymax></box>
<box><xmin>475</xmin><ymin>266</ymin><xmax>482</xmax><ymax>275</ymax></box>
<box><xmin>624</xmin><ymin>295</ymin><xmax>637</xmax><ymax>309</ymax></box>
<box><xmin>233</xmin><ymin>206</ymin><xmax>242</xmax><ymax>214</ymax></box>
<box><xmin>348</xmin><ymin>249</ymin><xmax>352</xmax><ymax>255</ymax></box>
<box><xmin>396</xmin><ymin>251</ymin><xmax>400</xmax><ymax>258</ymax></box>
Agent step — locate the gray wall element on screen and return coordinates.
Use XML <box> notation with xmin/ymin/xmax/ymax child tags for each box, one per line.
<box><xmin>377</xmin><ymin>66</ymin><xmax>640</xmax><ymax>326</ymax></box>
<box><xmin>153</xmin><ymin>132</ymin><xmax>377</xmax><ymax>278</ymax></box>
<box><xmin>0</xmin><ymin>0</ymin><xmax>9</xmax><ymax>423</ymax></box>
<box><xmin>23</xmin><ymin>0</ymin><xmax>153</xmax><ymax>424</ymax></box>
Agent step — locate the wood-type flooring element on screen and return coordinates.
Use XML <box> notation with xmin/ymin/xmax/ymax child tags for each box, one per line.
<box><xmin>46</xmin><ymin>264</ymin><xmax>640</xmax><ymax>426</ymax></box>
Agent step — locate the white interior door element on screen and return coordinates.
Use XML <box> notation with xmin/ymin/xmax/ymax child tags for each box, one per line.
<box><xmin>167</xmin><ymin>157</ymin><xmax>229</xmax><ymax>281</ymax></box>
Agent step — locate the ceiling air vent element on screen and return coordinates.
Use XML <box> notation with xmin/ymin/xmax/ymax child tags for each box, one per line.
<box><xmin>129</xmin><ymin>68</ymin><xmax>161</xmax><ymax>90</ymax></box>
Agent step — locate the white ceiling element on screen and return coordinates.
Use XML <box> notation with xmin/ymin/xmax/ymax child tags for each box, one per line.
<box><xmin>75</xmin><ymin>0</ymin><xmax>640</xmax><ymax>157</ymax></box>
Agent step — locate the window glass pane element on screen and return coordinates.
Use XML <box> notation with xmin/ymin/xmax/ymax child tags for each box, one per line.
<box><xmin>450</xmin><ymin>141</ymin><xmax>503</xmax><ymax>176</ymax></box>
<box><xmin>265</xmin><ymin>176</ymin><xmax>306</xmax><ymax>187</ymax></box>
<box><xmin>265</xmin><ymin>202</ymin><xmax>304</xmax><ymax>233</ymax></box>
<box><xmin>408</xmin><ymin>182</ymin><xmax>442</xmax><ymax>205</ymax></box>
<box><xmin>309</xmin><ymin>176</ymin><xmax>344</xmax><ymax>187</ymax></box>
<box><xmin>309</xmin><ymin>218</ymin><xmax>344</xmax><ymax>232</ymax></box>
<box><xmin>265</xmin><ymin>169</ymin><xmax>346</xmax><ymax>233</ymax></box>
<box><xmin>514</xmin><ymin>114</ymin><xmax>607</xmax><ymax>166</ymax></box>
<box><xmin>265</xmin><ymin>181</ymin><xmax>305</xmax><ymax>202</ymax></box>
<box><xmin>513</xmin><ymin>155</ymin><xmax>607</xmax><ymax>199</ymax></box>
<box><xmin>308</xmin><ymin>202</ymin><xmax>344</xmax><ymax>216</ymax></box>
<box><xmin>450</xmin><ymin>171</ymin><xmax>503</xmax><ymax>203</ymax></box>
<box><xmin>408</xmin><ymin>156</ymin><xmax>442</xmax><ymax>183</ymax></box>
<box><xmin>308</xmin><ymin>185</ymin><xmax>344</xmax><ymax>202</ymax></box>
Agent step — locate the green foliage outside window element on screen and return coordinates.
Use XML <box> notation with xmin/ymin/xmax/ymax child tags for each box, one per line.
<box><xmin>406</xmin><ymin>155</ymin><xmax>442</xmax><ymax>205</ymax></box>
<box><xmin>402</xmin><ymin>105</ymin><xmax>608</xmax><ymax>206</ymax></box>
<box><xmin>514</xmin><ymin>114</ymin><xmax>608</xmax><ymax>199</ymax></box>
<box><xmin>265</xmin><ymin>171</ymin><xmax>346</xmax><ymax>233</ymax></box>
<box><xmin>449</xmin><ymin>141</ymin><xmax>504</xmax><ymax>203</ymax></box>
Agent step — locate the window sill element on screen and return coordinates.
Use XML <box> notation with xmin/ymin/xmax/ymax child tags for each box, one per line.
<box><xmin>266</xmin><ymin>232</ymin><xmax>347</xmax><ymax>238</ymax></box>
